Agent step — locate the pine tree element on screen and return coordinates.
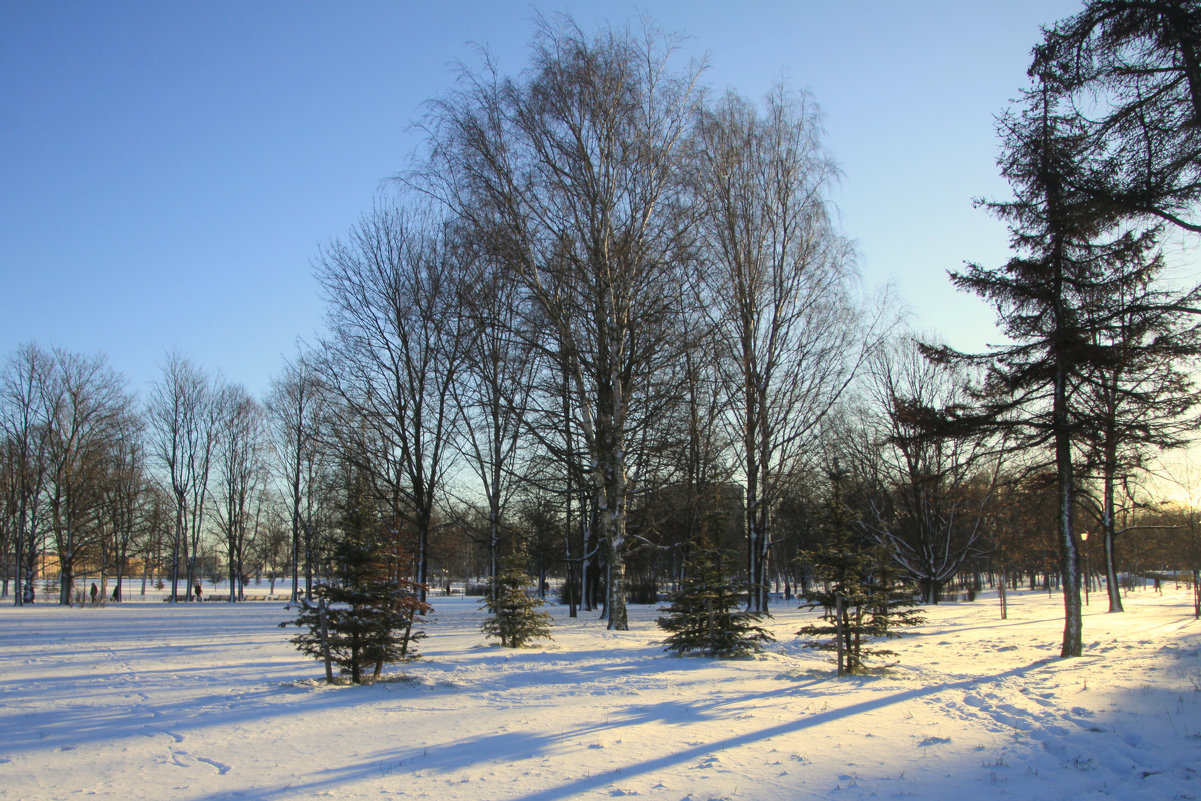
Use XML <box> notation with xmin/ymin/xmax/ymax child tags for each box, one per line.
<box><xmin>922</xmin><ymin>73</ymin><xmax>1194</xmax><ymax>655</ymax></box>
<box><xmin>658</xmin><ymin>547</ymin><xmax>774</xmax><ymax>658</ymax></box>
<box><xmin>480</xmin><ymin>554</ymin><xmax>553</xmax><ymax>648</ymax></box>
<box><xmin>282</xmin><ymin>470</ymin><xmax>431</xmax><ymax>684</ymax></box>
<box><xmin>798</xmin><ymin>472</ymin><xmax>923</xmax><ymax>675</ymax></box>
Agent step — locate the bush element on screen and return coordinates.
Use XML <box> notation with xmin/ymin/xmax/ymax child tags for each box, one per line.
<box><xmin>556</xmin><ymin>576</ymin><xmax>581</xmax><ymax>606</ymax></box>
<box><xmin>627</xmin><ymin>577</ymin><xmax>659</xmax><ymax>604</ymax></box>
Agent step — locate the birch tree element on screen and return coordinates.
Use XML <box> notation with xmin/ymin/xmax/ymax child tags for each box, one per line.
<box><xmin>692</xmin><ymin>88</ymin><xmax>875</xmax><ymax>612</ymax></box>
<box><xmin>427</xmin><ymin>16</ymin><xmax>702</xmax><ymax>629</ymax></box>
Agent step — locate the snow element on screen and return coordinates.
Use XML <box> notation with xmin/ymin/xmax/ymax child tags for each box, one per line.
<box><xmin>1</xmin><ymin>585</ymin><xmax>1198</xmax><ymax>800</ymax></box>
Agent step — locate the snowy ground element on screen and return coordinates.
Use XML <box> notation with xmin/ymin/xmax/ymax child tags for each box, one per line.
<box><xmin>0</xmin><ymin>585</ymin><xmax>1197</xmax><ymax>801</ymax></box>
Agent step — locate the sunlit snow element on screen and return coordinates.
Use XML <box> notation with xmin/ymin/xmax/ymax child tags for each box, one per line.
<box><xmin>1</xmin><ymin>585</ymin><xmax>1197</xmax><ymax>800</ymax></box>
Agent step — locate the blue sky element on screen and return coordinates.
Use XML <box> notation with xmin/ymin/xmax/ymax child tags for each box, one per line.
<box><xmin>1</xmin><ymin>1</ymin><xmax>1086</xmax><ymax>398</ymax></box>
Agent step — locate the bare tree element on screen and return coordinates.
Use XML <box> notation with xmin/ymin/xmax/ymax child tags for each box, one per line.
<box><xmin>692</xmin><ymin>87</ymin><xmax>881</xmax><ymax>611</ymax></box>
<box><xmin>1075</xmin><ymin>275</ymin><xmax>1201</xmax><ymax>612</ymax></box>
<box><xmin>648</xmin><ymin>280</ymin><xmax>734</xmax><ymax>573</ymax></box>
<box><xmin>39</xmin><ymin>348</ymin><xmax>130</xmax><ymax>605</ymax></box>
<box><xmin>315</xmin><ymin>200</ymin><xmax>467</xmax><ymax>603</ymax></box>
<box><xmin>427</xmin><ymin>16</ymin><xmax>703</xmax><ymax>629</ymax></box>
<box><xmin>450</xmin><ymin>252</ymin><xmax>536</xmax><ymax>589</ymax></box>
<box><xmin>147</xmin><ymin>352</ymin><xmax>218</xmax><ymax>602</ymax></box>
<box><xmin>266</xmin><ymin>350</ymin><xmax>328</xmax><ymax>602</ymax></box>
<box><xmin>852</xmin><ymin>336</ymin><xmax>1002</xmax><ymax>604</ymax></box>
<box><xmin>247</xmin><ymin>494</ymin><xmax>290</xmax><ymax>594</ymax></box>
<box><xmin>0</xmin><ymin>344</ymin><xmax>52</xmax><ymax>605</ymax></box>
<box><xmin>97</xmin><ymin>408</ymin><xmax>145</xmax><ymax>602</ymax></box>
<box><xmin>213</xmin><ymin>383</ymin><xmax>268</xmax><ymax>601</ymax></box>
<box><xmin>134</xmin><ymin>481</ymin><xmax>173</xmax><ymax>596</ymax></box>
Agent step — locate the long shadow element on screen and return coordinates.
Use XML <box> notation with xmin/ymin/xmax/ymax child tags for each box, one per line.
<box><xmin>1</xmin><ymin>636</ymin><xmax>687</xmax><ymax>757</ymax></box>
<box><xmin>0</xmin><ymin>607</ymin><xmax>683</xmax><ymax>755</ymax></box>
<box><xmin>508</xmin><ymin>658</ymin><xmax>1060</xmax><ymax>801</ymax></box>
<box><xmin>193</xmin><ymin>658</ymin><xmax>1057</xmax><ymax>801</ymax></box>
<box><xmin>1</xmin><ymin>597</ymin><xmax>1044</xmax><ymax>761</ymax></box>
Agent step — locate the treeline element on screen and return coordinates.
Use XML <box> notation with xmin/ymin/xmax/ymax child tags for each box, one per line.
<box><xmin>3</xmin><ymin>6</ymin><xmax>1201</xmax><ymax>645</ymax></box>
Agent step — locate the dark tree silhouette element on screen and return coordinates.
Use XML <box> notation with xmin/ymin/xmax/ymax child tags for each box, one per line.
<box><xmin>1035</xmin><ymin>0</ymin><xmax>1201</xmax><ymax>232</ymax></box>
<box><xmin>927</xmin><ymin>77</ymin><xmax>1173</xmax><ymax>656</ymax></box>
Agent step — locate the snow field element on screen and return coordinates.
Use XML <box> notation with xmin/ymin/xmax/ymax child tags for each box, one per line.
<box><xmin>0</xmin><ymin>586</ymin><xmax>1197</xmax><ymax>800</ymax></box>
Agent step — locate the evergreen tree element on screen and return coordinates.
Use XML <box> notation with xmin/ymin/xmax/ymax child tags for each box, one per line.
<box><xmin>798</xmin><ymin>471</ymin><xmax>923</xmax><ymax>675</ymax></box>
<box><xmin>1035</xmin><ymin>0</ymin><xmax>1201</xmax><ymax>233</ymax></box>
<box><xmin>481</xmin><ymin>554</ymin><xmax>553</xmax><ymax>648</ymax></box>
<box><xmin>658</xmin><ymin>547</ymin><xmax>774</xmax><ymax>658</ymax></box>
<box><xmin>923</xmin><ymin>73</ymin><xmax>1190</xmax><ymax>656</ymax></box>
<box><xmin>283</xmin><ymin>470</ymin><xmax>431</xmax><ymax>684</ymax></box>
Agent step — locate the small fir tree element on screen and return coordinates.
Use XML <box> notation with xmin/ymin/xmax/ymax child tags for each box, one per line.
<box><xmin>283</xmin><ymin>472</ymin><xmax>431</xmax><ymax>683</ymax></box>
<box><xmin>658</xmin><ymin>547</ymin><xmax>774</xmax><ymax>658</ymax></box>
<box><xmin>798</xmin><ymin>472</ymin><xmax>923</xmax><ymax>675</ymax></box>
<box><xmin>481</xmin><ymin>554</ymin><xmax>553</xmax><ymax>648</ymax></box>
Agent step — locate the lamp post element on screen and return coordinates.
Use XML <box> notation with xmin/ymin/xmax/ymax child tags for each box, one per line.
<box><xmin>1081</xmin><ymin>531</ymin><xmax>1090</xmax><ymax>606</ymax></box>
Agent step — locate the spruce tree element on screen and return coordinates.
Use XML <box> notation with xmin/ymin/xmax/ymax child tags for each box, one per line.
<box><xmin>481</xmin><ymin>554</ymin><xmax>553</xmax><ymax>648</ymax></box>
<box><xmin>658</xmin><ymin>547</ymin><xmax>774</xmax><ymax>658</ymax></box>
<box><xmin>798</xmin><ymin>472</ymin><xmax>923</xmax><ymax>675</ymax></box>
<box><xmin>283</xmin><ymin>470</ymin><xmax>431</xmax><ymax>683</ymax></box>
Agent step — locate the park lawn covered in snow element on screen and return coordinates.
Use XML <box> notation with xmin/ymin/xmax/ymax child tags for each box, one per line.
<box><xmin>0</xmin><ymin>585</ymin><xmax>1197</xmax><ymax>801</ymax></box>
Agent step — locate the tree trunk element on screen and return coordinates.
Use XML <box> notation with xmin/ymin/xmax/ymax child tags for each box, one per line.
<box><xmin>1055</xmin><ymin>368</ymin><xmax>1082</xmax><ymax>658</ymax></box>
<box><xmin>998</xmin><ymin>564</ymin><xmax>1008</xmax><ymax>620</ymax></box>
<box><xmin>1104</xmin><ymin>527</ymin><xmax>1124</xmax><ymax>613</ymax></box>
<box><xmin>835</xmin><ymin>592</ymin><xmax>845</xmax><ymax>677</ymax></box>
<box><xmin>1192</xmin><ymin>569</ymin><xmax>1199</xmax><ymax>619</ymax></box>
<box><xmin>318</xmin><ymin>601</ymin><xmax>334</xmax><ymax>684</ymax></box>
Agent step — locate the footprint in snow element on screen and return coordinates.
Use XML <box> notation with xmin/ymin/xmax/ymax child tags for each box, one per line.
<box><xmin>171</xmin><ymin>749</ymin><xmax>232</xmax><ymax>775</ymax></box>
<box><xmin>194</xmin><ymin>755</ymin><xmax>232</xmax><ymax>775</ymax></box>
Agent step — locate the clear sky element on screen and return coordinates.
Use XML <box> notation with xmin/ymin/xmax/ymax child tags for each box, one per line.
<box><xmin>1</xmin><ymin>0</ymin><xmax>1088</xmax><ymax>399</ymax></box>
